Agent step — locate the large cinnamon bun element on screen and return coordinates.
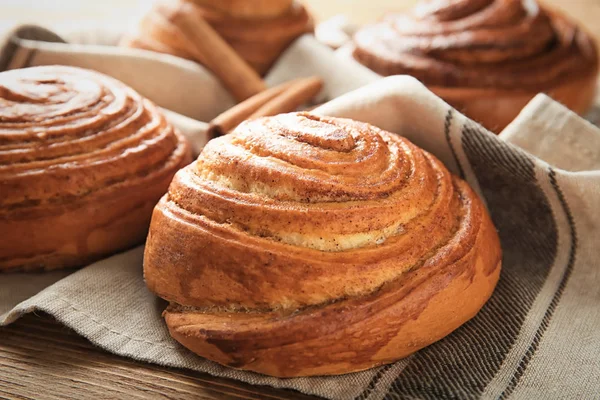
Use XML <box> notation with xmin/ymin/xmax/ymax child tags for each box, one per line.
<box><xmin>144</xmin><ymin>112</ymin><xmax>502</xmax><ymax>377</ymax></box>
<box><xmin>353</xmin><ymin>0</ymin><xmax>599</xmax><ymax>131</ymax></box>
<box><xmin>124</xmin><ymin>0</ymin><xmax>313</xmax><ymax>75</ymax></box>
<box><xmin>0</xmin><ymin>66</ymin><xmax>191</xmax><ymax>271</ymax></box>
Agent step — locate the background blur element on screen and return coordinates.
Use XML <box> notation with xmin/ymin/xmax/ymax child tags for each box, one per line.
<box><xmin>1</xmin><ymin>0</ymin><xmax>599</xmax><ymax>40</ymax></box>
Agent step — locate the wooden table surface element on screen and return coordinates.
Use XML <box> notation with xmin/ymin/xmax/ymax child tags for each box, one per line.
<box><xmin>1</xmin><ymin>314</ymin><xmax>314</xmax><ymax>400</ymax></box>
<box><xmin>1</xmin><ymin>1</ymin><xmax>599</xmax><ymax>399</ymax></box>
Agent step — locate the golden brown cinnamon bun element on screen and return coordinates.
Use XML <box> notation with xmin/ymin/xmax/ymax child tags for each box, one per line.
<box><xmin>0</xmin><ymin>66</ymin><xmax>191</xmax><ymax>271</ymax></box>
<box><xmin>353</xmin><ymin>0</ymin><xmax>599</xmax><ymax>132</ymax></box>
<box><xmin>144</xmin><ymin>112</ymin><xmax>502</xmax><ymax>377</ymax></box>
<box><xmin>125</xmin><ymin>0</ymin><xmax>313</xmax><ymax>75</ymax></box>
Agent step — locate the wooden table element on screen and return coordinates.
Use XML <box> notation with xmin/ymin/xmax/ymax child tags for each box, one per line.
<box><xmin>1</xmin><ymin>314</ymin><xmax>314</xmax><ymax>400</ymax></box>
<box><xmin>1</xmin><ymin>1</ymin><xmax>599</xmax><ymax>399</ymax></box>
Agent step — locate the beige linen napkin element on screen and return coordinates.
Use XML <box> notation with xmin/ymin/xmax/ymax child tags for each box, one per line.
<box><xmin>2</xmin><ymin>25</ymin><xmax>600</xmax><ymax>400</ymax></box>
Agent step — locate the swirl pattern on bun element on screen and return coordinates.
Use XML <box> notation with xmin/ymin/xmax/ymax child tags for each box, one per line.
<box><xmin>144</xmin><ymin>112</ymin><xmax>502</xmax><ymax>377</ymax></box>
<box><xmin>126</xmin><ymin>0</ymin><xmax>313</xmax><ymax>75</ymax></box>
<box><xmin>0</xmin><ymin>66</ymin><xmax>191</xmax><ymax>271</ymax></box>
<box><xmin>353</xmin><ymin>0</ymin><xmax>598</xmax><ymax>131</ymax></box>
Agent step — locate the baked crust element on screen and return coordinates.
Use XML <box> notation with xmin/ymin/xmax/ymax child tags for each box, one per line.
<box><xmin>124</xmin><ymin>0</ymin><xmax>314</xmax><ymax>75</ymax></box>
<box><xmin>144</xmin><ymin>112</ymin><xmax>502</xmax><ymax>376</ymax></box>
<box><xmin>0</xmin><ymin>66</ymin><xmax>192</xmax><ymax>271</ymax></box>
<box><xmin>186</xmin><ymin>0</ymin><xmax>294</xmax><ymax>19</ymax></box>
<box><xmin>353</xmin><ymin>0</ymin><xmax>599</xmax><ymax>132</ymax></box>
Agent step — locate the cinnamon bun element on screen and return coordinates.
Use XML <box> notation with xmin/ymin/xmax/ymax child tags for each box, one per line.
<box><xmin>0</xmin><ymin>66</ymin><xmax>191</xmax><ymax>271</ymax></box>
<box><xmin>124</xmin><ymin>0</ymin><xmax>314</xmax><ymax>75</ymax></box>
<box><xmin>353</xmin><ymin>0</ymin><xmax>599</xmax><ymax>132</ymax></box>
<box><xmin>144</xmin><ymin>112</ymin><xmax>502</xmax><ymax>377</ymax></box>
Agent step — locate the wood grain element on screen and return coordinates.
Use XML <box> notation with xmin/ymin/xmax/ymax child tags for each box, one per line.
<box><xmin>0</xmin><ymin>314</ymin><xmax>317</xmax><ymax>400</ymax></box>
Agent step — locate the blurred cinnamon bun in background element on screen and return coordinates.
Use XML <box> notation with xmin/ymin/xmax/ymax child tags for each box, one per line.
<box><xmin>122</xmin><ymin>0</ymin><xmax>314</xmax><ymax>75</ymax></box>
<box><xmin>353</xmin><ymin>0</ymin><xmax>599</xmax><ymax>132</ymax></box>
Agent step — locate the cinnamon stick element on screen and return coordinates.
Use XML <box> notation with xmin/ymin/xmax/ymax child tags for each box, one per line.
<box><xmin>208</xmin><ymin>79</ymin><xmax>299</xmax><ymax>138</ymax></box>
<box><xmin>208</xmin><ymin>76</ymin><xmax>324</xmax><ymax>138</ymax></box>
<box><xmin>167</xmin><ymin>1</ymin><xmax>266</xmax><ymax>102</ymax></box>
<box><xmin>137</xmin><ymin>6</ymin><xmax>201</xmax><ymax>61</ymax></box>
<box><xmin>249</xmin><ymin>77</ymin><xmax>323</xmax><ymax>119</ymax></box>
